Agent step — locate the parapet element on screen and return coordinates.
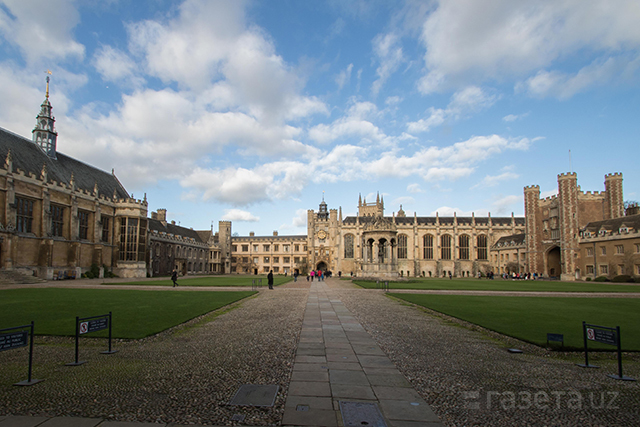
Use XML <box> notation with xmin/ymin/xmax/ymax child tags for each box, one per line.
<box><xmin>524</xmin><ymin>185</ymin><xmax>540</xmax><ymax>192</ymax></box>
<box><xmin>557</xmin><ymin>172</ymin><xmax>577</xmax><ymax>180</ymax></box>
<box><xmin>605</xmin><ymin>172</ymin><xmax>623</xmax><ymax>180</ymax></box>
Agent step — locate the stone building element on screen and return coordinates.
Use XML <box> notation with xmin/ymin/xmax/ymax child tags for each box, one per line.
<box><xmin>524</xmin><ymin>172</ymin><xmax>624</xmax><ymax>280</ymax></box>
<box><xmin>491</xmin><ymin>233</ymin><xmax>526</xmax><ymax>275</ymax></box>
<box><xmin>229</xmin><ymin>230</ymin><xmax>307</xmax><ymax>275</ymax></box>
<box><xmin>148</xmin><ymin>209</ymin><xmax>222</xmax><ymax>276</ymax></box>
<box><xmin>579</xmin><ymin>214</ymin><xmax>640</xmax><ymax>279</ymax></box>
<box><xmin>0</xmin><ymin>79</ymin><xmax>148</xmax><ymax>278</ymax></box>
<box><xmin>305</xmin><ymin>193</ymin><xmax>525</xmax><ymax>278</ymax></box>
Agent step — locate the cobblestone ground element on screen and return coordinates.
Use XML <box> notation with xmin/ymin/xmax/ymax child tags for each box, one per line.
<box><xmin>333</xmin><ymin>283</ymin><xmax>640</xmax><ymax>427</ymax></box>
<box><xmin>0</xmin><ymin>287</ymin><xmax>308</xmax><ymax>426</ymax></box>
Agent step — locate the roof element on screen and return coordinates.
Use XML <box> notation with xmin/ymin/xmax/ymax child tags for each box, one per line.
<box><xmin>582</xmin><ymin>214</ymin><xmax>640</xmax><ymax>233</ymax></box>
<box><xmin>493</xmin><ymin>233</ymin><xmax>526</xmax><ymax>248</ymax></box>
<box><xmin>0</xmin><ymin>126</ymin><xmax>129</xmax><ymax>199</ymax></box>
<box><xmin>342</xmin><ymin>215</ymin><xmax>524</xmax><ymax>227</ymax></box>
<box><xmin>149</xmin><ymin>218</ymin><xmax>205</xmax><ymax>242</ymax></box>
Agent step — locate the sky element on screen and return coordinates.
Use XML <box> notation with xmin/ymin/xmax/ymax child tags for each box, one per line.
<box><xmin>1</xmin><ymin>0</ymin><xmax>639</xmax><ymax>236</ymax></box>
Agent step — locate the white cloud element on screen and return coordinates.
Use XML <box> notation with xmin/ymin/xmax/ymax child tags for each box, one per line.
<box><xmin>0</xmin><ymin>0</ymin><xmax>85</xmax><ymax>63</ymax></box>
<box><xmin>471</xmin><ymin>170</ymin><xmax>520</xmax><ymax>189</ymax></box>
<box><xmin>371</xmin><ymin>32</ymin><xmax>404</xmax><ymax>95</ymax></box>
<box><xmin>541</xmin><ymin>189</ymin><xmax>558</xmax><ymax>198</ymax></box>
<box><xmin>503</xmin><ymin>113</ymin><xmax>529</xmax><ymax>122</ymax></box>
<box><xmin>291</xmin><ymin>209</ymin><xmax>308</xmax><ymax>228</ymax></box>
<box><xmin>417</xmin><ymin>0</ymin><xmax>640</xmax><ymax>95</ymax></box>
<box><xmin>336</xmin><ymin>63</ymin><xmax>353</xmax><ymax>90</ymax></box>
<box><xmin>93</xmin><ymin>45</ymin><xmax>140</xmax><ymax>84</ymax></box>
<box><xmin>407</xmin><ymin>86</ymin><xmax>497</xmax><ymax>133</ymax></box>
<box><xmin>491</xmin><ymin>195</ymin><xmax>522</xmax><ymax>215</ymax></box>
<box><xmin>392</xmin><ymin>196</ymin><xmax>414</xmax><ymax>207</ymax></box>
<box><xmin>222</xmin><ymin>209</ymin><xmax>260</xmax><ymax>222</ymax></box>
<box><xmin>407</xmin><ymin>183</ymin><xmax>422</xmax><ymax>193</ymax></box>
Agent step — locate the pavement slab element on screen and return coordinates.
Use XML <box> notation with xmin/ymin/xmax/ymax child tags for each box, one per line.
<box><xmin>282</xmin><ymin>281</ymin><xmax>443</xmax><ymax>427</ymax></box>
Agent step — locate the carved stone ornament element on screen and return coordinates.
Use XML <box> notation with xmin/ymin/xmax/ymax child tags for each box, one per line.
<box><xmin>363</xmin><ymin>216</ymin><xmax>397</xmax><ymax>233</ymax></box>
<box><xmin>6</xmin><ymin>222</ymin><xmax>15</xmax><ymax>232</ymax></box>
<box><xmin>0</xmin><ymin>221</ymin><xmax>4</xmax><ymax>231</ymax></box>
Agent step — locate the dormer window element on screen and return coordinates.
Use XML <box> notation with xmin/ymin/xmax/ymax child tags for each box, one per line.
<box><xmin>620</xmin><ymin>227</ymin><xmax>629</xmax><ymax>233</ymax></box>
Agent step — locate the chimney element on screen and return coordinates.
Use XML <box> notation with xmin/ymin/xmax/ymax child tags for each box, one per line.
<box><xmin>250</xmin><ymin>232</ymin><xmax>255</xmax><ymax>237</ymax></box>
<box><xmin>157</xmin><ymin>208</ymin><xmax>167</xmax><ymax>222</ymax></box>
<box><xmin>273</xmin><ymin>231</ymin><xmax>278</xmax><ymax>236</ymax></box>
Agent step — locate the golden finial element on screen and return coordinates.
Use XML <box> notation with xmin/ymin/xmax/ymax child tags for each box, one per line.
<box><xmin>45</xmin><ymin>70</ymin><xmax>52</xmax><ymax>98</ymax></box>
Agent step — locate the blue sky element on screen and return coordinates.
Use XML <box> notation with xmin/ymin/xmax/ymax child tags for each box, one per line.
<box><xmin>1</xmin><ymin>0</ymin><xmax>639</xmax><ymax>236</ymax></box>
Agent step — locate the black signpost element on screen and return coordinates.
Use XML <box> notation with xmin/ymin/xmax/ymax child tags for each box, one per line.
<box><xmin>66</xmin><ymin>312</ymin><xmax>117</xmax><ymax>366</ymax></box>
<box><xmin>0</xmin><ymin>321</ymin><xmax>43</xmax><ymax>386</ymax></box>
<box><xmin>577</xmin><ymin>321</ymin><xmax>636</xmax><ymax>381</ymax></box>
<box><xmin>546</xmin><ymin>333</ymin><xmax>564</xmax><ymax>348</ymax></box>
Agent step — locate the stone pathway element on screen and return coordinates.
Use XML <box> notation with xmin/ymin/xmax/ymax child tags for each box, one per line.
<box><xmin>282</xmin><ymin>281</ymin><xmax>443</xmax><ymax>427</ymax></box>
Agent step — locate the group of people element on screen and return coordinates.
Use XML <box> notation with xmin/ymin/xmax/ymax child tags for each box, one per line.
<box><xmin>478</xmin><ymin>271</ymin><xmax>540</xmax><ymax>280</ymax></box>
<box><xmin>306</xmin><ymin>269</ymin><xmax>331</xmax><ymax>281</ymax></box>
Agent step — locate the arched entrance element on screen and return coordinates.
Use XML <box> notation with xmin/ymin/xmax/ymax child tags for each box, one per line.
<box><xmin>547</xmin><ymin>246</ymin><xmax>561</xmax><ymax>278</ymax></box>
<box><xmin>316</xmin><ymin>261</ymin><xmax>327</xmax><ymax>272</ymax></box>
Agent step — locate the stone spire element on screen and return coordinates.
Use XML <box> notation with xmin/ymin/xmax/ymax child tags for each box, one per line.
<box><xmin>32</xmin><ymin>71</ymin><xmax>58</xmax><ymax>159</ymax></box>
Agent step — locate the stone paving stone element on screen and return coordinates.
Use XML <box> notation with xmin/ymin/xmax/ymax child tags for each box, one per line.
<box><xmin>367</xmin><ymin>374</ymin><xmax>412</xmax><ymax>387</ymax></box>
<box><xmin>329</xmin><ymin>369</ymin><xmax>370</xmax><ymax>385</ymax></box>
<box><xmin>351</xmin><ymin>344</ymin><xmax>386</xmax><ymax>356</ymax></box>
<box><xmin>291</xmin><ymin>371</ymin><xmax>330</xmax><ymax>382</ymax></box>
<box><xmin>372</xmin><ymin>386</ymin><xmax>424</xmax><ymax>402</ymax></box>
<box><xmin>324</xmin><ymin>341</ymin><xmax>352</xmax><ymax>349</ymax></box>
<box><xmin>387</xmin><ymin>420</ymin><xmax>443</xmax><ymax>427</ymax></box>
<box><xmin>289</xmin><ymin>381</ymin><xmax>332</xmax><ymax>397</ymax></box>
<box><xmin>0</xmin><ymin>416</ymin><xmax>50</xmax><ymax>427</ymax></box>
<box><xmin>40</xmin><ymin>418</ymin><xmax>103</xmax><ymax>427</ymax></box>
<box><xmin>326</xmin><ymin>353</ymin><xmax>359</xmax><ymax>363</ymax></box>
<box><xmin>293</xmin><ymin>362</ymin><xmax>329</xmax><ymax>372</ymax></box>
<box><xmin>97</xmin><ymin>422</ymin><xmax>162</xmax><ymax>426</ymax></box>
<box><xmin>357</xmin><ymin>355</ymin><xmax>396</xmax><ymax>368</ymax></box>
<box><xmin>297</xmin><ymin>347</ymin><xmax>326</xmax><ymax>356</ymax></box>
<box><xmin>282</xmin><ymin>407</ymin><xmax>339</xmax><ymax>426</ymax></box>
<box><xmin>378</xmin><ymin>400</ymin><xmax>440</xmax><ymax>423</ymax></box>
<box><xmin>362</xmin><ymin>367</ymin><xmax>400</xmax><ymax>376</ymax></box>
<box><xmin>330</xmin><ymin>384</ymin><xmax>376</xmax><ymax>400</ymax></box>
<box><xmin>284</xmin><ymin>395</ymin><xmax>334</xmax><ymax>410</ymax></box>
<box><xmin>295</xmin><ymin>355</ymin><xmax>327</xmax><ymax>363</ymax></box>
<box><xmin>326</xmin><ymin>361</ymin><xmax>362</xmax><ymax>370</ymax></box>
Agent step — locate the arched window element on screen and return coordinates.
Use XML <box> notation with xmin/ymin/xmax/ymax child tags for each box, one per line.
<box><xmin>477</xmin><ymin>235</ymin><xmax>488</xmax><ymax>260</ymax></box>
<box><xmin>423</xmin><ymin>234</ymin><xmax>433</xmax><ymax>259</ymax></box>
<box><xmin>440</xmin><ymin>234</ymin><xmax>452</xmax><ymax>260</ymax></box>
<box><xmin>344</xmin><ymin>234</ymin><xmax>354</xmax><ymax>258</ymax></box>
<box><xmin>398</xmin><ymin>234</ymin><xmax>408</xmax><ymax>259</ymax></box>
<box><xmin>459</xmin><ymin>235</ymin><xmax>470</xmax><ymax>260</ymax></box>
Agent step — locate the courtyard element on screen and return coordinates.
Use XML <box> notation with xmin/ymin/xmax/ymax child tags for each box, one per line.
<box><xmin>0</xmin><ymin>276</ymin><xmax>639</xmax><ymax>426</ymax></box>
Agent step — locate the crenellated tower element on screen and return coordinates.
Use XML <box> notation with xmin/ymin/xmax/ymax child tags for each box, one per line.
<box><xmin>557</xmin><ymin>173</ymin><xmax>579</xmax><ymax>281</ymax></box>
<box><xmin>523</xmin><ymin>184</ymin><xmax>541</xmax><ymax>274</ymax></box>
<box><xmin>604</xmin><ymin>173</ymin><xmax>624</xmax><ymax>219</ymax></box>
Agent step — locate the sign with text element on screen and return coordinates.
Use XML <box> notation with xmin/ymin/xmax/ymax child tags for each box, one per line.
<box><xmin>0</xmin><ymin>331</ymin><xmax>28</xmax><ymax>352</ymax></box>
<box><xmin>586</xmin><ymin>326</ymin><xmax>617</xmax><ymax>346</ymax></box>
<box><xmin>79</xmin><ymin>317</ymin><xmax>108</xmax><ymax>335</ymax></box>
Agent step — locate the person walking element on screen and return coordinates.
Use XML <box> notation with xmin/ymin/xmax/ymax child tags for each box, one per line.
<box><xmin>268</xmin><ymin>270</ymin><xmax>274</xmax><ymax>290</ymax></box>
<box><xmin>171</xmin><ymin>269</ymin><xmax>178</xmax><ymax>287</ymax></box>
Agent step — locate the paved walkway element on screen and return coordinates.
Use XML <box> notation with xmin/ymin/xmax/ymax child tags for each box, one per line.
<box><xmin>282</xmin><ymin>281</ymin><xmax>442</xmax><ymax>427</ymax></box>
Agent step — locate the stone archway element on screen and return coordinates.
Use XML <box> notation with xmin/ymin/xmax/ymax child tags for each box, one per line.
<box><xmin>316</xmin><ymin>261</ymin><xmax>328</xmax><ymax>272</ymax></box>
<box><xmin>547</xmin><ymin>246</ymin><xmax>561</xmax><ymax>278</ymax></box>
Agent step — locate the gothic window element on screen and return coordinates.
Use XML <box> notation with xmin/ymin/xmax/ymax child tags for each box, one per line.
<box><xmin>440</xmin><ymin>235</ymin><xmax>452</xmax><ymax>260</ymax></box>
<box><xmin>119</xmin><ymin>218</ymin><xmax>147</xmax><ymax>261</ymax></box>
<box><xmin>459</xmin><ymin>235</ymin><xmax>470</xmax><ymax>260</ymax></box>
<box><xmin>16</xmin><ymin>197</ymin><xmax>34</xmax><ymax>234</ymax></box>
<box><xmin>423</xmin><ymin>234</ymin><xmax>433</xmax><ymax>259</ymax></box>
<box><xmin>51</xmin><ymin>204</ymin><xmax>64</xmax><ymax>237</ymax></box>
<box><xmin>398</xmin><ymin>234</ymin><xmax>408</xmax><ymax>259</ymax></box>
<box><xmin>344</xmin><ymin>234</ymin><xmax>354</xmax><ymax>259</ymax></box>
<box><xmin>477</xmin><ymin>235</ymin><xmax>488</xmax><ymax>260</ymax></box>
<box><xmin>101</xmin><ymin>216</ymin><xmax>110</xmax><ymax>242</ymax></box>
<box><xmin>78</xmin><ymin>210</ymin><xmax>89</xmax><ymax>240</ymax></box>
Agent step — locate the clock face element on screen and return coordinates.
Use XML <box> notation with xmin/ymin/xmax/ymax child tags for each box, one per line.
<box><xmin>317</xmin><ymin>230</ymin><xmax>327</xmax><ymax>239</ymax></box>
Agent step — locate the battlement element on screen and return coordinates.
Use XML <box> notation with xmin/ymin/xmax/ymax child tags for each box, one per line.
<box><xmin>605</xmin><ymin>172</ymin><xmax>623</xmax><ymax>179</ymax></box>
<box><xmin>580</xmin><ymin>190</ymin><xmax>605</xmax><ymax>198</ymax></box>
<box><xmin>540</xmin><ymin>195</ymin><xmax>558</xmax><ymax>204</ymax></box>
<box><xmin>557</xmin><ymin>172</ymin><xmax>577</xmax><ymax>180</ymax></box>
<box><xmin>524</xmin><ymin>185</ymin><xmax>540</xmax><ymax>192</ymax></box>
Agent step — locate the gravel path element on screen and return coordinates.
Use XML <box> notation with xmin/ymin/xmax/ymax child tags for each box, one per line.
<box><xmin>333</xmin><ymin>282</ymin><xmax>640</xmax><ymax>427</ymax></box>
<box><xmin>0</xmin><ymin>286</ymin><xmax>308</xmax><ymax>425</ymax></box>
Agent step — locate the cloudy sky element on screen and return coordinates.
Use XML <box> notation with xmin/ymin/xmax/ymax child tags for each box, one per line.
<box><xmin>1</xmin><ymin>0</ymin><xmax>638</xmax><ymax>235</ymax></box>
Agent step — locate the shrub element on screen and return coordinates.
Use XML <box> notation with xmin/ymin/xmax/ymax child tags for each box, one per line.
<box><xmin>612</xmin><ymin>275</ymin><xmax>633</xmax><ymax>283</ymax></box>
<box><xmin>594</xmin><ymin>276</ymin><xmax>609</xmax><ymax>282</ymax></box>
<box><xmin>585</xmin><ymin>277</ymin><xmax>591</xmax><ymax>281</ymax></box>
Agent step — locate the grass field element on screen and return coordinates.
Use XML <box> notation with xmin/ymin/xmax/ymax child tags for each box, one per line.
<box><xmin>354</xmin><ymin>278</ymin><xmax>640</xmax><ymax>293</ymax></box>
<box><xmin>109</xmin><ymin>275</ymin><xmax>292</xmax><ymax>287</ymax></box>
<box><xmin>0</xmin><ymin>288</ymin><xmax>255</xmax><ymax>339</ymax></box>
<box><xmin>391</xmin><ymin>293</ymin><xmax>640</xmax><ymax>351</ymax></box>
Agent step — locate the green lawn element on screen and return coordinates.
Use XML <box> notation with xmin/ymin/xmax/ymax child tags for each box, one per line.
<box><xmin>354</xmin><ymin>278</ymin><xmax>640</xmax><ymax>293</ymax></box>
<box><xmin>0</xmin><ymin>288</ymin><xmax>255</xmax><ymax>339</ymax></box>
<box><xmin>391</xmin><ymin>293</ymin><xmax>640</xmax><ymax>351</ymax></box>
<box><xmin>109</xmin><ymin>275</ymin><xmax>292</xmax><ymax>287</ymax></box>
